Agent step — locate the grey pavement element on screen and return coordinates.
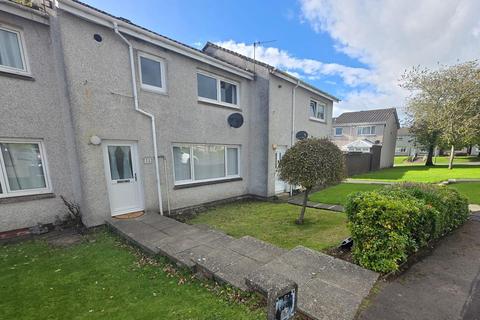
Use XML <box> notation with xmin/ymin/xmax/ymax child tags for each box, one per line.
<box><xmin>107</xmin><ymin>212</ymin><xmax>379</xmax><ymax>320</ymax></box>
<box><xmin>357</xmin><ymin>215</ymin><xmax>480</xmax><ymax>320</ymax></box>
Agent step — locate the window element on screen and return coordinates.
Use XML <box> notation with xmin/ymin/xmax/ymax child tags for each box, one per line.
<box><xmin>0</xmin><ymin>140</ymin><xmax>51</xmax><ymax>198</ymax></box>
<box><xmin>357</xmin><ymin>126</ymin><xmax>376</xmax><ymax>135</ymax></box>
<box><xmin>309</xmin><ymin>100</ymin><xmax>325</xmax><ymax>121</ymax></box>
<box><xmin>0</xmin><ymin>25</ymin><xmax>29</xmax><ymax>74</ymax></box>
<box><xmin>138</xmin><ymin>52</ymin><xmax>166</xmax><ymax>93</ymax></box>
<box><xmin>334</xmin><ymin>127</ymin><xmax>343</xmax><ymax>136</ymax></box>
<box><xmin>197</xmin><ymin>71</ymin><xmax>239</xmax><ymax>107</ymax></box>
<box><xmin>172</xmin><ymin>144</ymin><xmax>240</xmax><ymax>184</ymax></box>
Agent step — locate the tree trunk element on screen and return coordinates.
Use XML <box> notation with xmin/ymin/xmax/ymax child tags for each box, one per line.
<box><xmin>425</xmin><ymin>144</ymin><xmax>435</xmax><ymax>166</ymax></box>
<box><xmin>448</xmin><ymin>145</ymin><xmax>455</xmax><ymax>169</ymax></box>
<box><xmin>296</xmin><ymin>187</ymin><xmax>311</xmax><ymax>225</ymax></box>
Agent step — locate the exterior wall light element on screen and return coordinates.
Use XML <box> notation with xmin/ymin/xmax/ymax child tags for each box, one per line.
<box><xmin>89</xmin><ymin>135</ymin><xmax>102</xmax><ymax>145</ymax></box>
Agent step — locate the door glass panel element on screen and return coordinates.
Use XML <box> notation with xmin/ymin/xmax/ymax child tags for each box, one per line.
<box><xmin>108</xmin><ymin>146</ymin><xmax>133</xmax><ymax>180</ymax></box>
<box><xmin>0</xmin><ymin>143</ymin><xmax>46</xmax><ymax>191</ymax></box>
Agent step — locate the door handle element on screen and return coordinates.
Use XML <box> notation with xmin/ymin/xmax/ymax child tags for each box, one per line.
<box><xmin>134</xmin><ymin>173</ymin><xmax>137</xmax><ymax>181</ymax></box>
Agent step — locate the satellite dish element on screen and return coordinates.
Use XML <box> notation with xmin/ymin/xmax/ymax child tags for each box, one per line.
<box><xmin>227</xmin><ymin>113</ymin><xmax>244</xmax><ymax>128</ymax></box>
<box><xmin>296</xmin><ymin>131</ymin><xmax>308</xmax><ymax>140</ymax></box>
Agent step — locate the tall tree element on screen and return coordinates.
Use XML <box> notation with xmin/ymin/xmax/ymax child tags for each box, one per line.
<box><xmin>401</xmin><ymin>61</ymin><xmax>480</xmax><ymax>169</ymax></box>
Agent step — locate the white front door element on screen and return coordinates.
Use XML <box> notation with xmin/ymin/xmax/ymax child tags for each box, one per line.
<box><xmin>275</xmin><ymin>145</ymin><xmax>288</xmax><ymax>194</ymax></box>
<box><xmin>103</xmin><ymin>141</ymin><xmax>144</xmax><ymax>216</ymax></box>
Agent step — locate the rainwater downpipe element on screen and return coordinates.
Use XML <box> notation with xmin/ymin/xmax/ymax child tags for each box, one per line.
<box><xmin>290</xmin><ymin>80</ymin><xmax>300</xmax><ymax>195</ymax></box>
<box><xmin>113</xmin><ymin>22</ymin><xmax>164</xmax><ymax>215</ymax></box>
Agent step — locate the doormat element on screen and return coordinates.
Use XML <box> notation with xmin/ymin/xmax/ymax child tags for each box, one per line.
<box><xmin>113</xmin><ymin>211</ymin><xmax>145</xmax><ymax>220</ymax></box>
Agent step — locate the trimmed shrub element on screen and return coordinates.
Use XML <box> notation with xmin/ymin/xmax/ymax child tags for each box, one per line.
<box><xmin>345</xmin><ymin>183</ymin><xmax>469</xmax><ymax>273</ymax></box>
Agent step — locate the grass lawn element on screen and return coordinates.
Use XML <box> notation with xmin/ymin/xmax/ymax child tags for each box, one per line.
<box><xmin>394</xmin><ymin>155</ymin><xmax>480</xmax><ymax>167</ymax></box>
<box><xmin>433</xmin><ymin>155</ymin><xmax>480</xmax><ymax>164</ymax></box>
<box><xmin>0</xmin><ymin>232</ymin><xmax>263</xmax><ymax>320</ymax></box>
<box><xmin>309</xmin><ymin>183</ymin><xmax>385</xmax><ymax>206</ymax></box>
<box><xmin>351</xmin><ymin>164</ymin><xmax>480</xmax><ymax>183</ymax></box>
<box><xmin>189</xmin><ymin>201</ymin><xmax>349</xmax><ymax>252</ymax></box>
<box><xmin>448</xmin><ymin>182</ymin><xmax>480</xmax><ymax>204</ymax></box>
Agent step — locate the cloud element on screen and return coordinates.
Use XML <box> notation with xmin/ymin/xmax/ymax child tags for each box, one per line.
<box><xmin>192</xmin><ymin>41</ymin><xmax>203</xmax><ymax>48</ymax></box>
<box><xmin>300</xmin><ymin>0</ymin><xmax>480</xmax><ymax>116</ymax></box>
<box><xmin>214</xmin><ymin>40</ymin><xmax>373</xmax><ymax>87</ymax></box>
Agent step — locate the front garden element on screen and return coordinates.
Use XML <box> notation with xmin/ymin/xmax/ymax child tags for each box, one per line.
<box><xmin>0</xmin><ymin>232</ymin><xmax>264</xmax><ymax>320</ymax></box>
<box><xmin>189</xmin><ymin>201</ymin><xmax>349</xmax><ymax>252</ymax></box>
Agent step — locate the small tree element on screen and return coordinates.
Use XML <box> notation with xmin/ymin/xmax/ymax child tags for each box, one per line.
<box><xmin>278</xmin><ymin>138</ymin><xmax>345</xmax><ymax>224</ymax></box>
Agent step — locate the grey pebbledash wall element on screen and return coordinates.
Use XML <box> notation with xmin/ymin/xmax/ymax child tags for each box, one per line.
<box><xmin>0</xmin><ymin>8</ymin><xmax>79</xmax><ymax>233</ymax></box>
<box><xmin>56</xmin><ymin>10</ymin><xmax>262</xmax><ymax>227</ymax></box>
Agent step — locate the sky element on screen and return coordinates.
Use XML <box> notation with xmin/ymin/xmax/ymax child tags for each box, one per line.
<box><xmin>82</xmin><ymin>0</ymin><xmax>480</xmax><ymax>120</ymax></box>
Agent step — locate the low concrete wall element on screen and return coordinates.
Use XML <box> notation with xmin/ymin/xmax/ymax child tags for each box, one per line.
<box><xmin>344</xmin><ymin>145</ymin><xmax>382</xmax><ymax>177</ymax></box>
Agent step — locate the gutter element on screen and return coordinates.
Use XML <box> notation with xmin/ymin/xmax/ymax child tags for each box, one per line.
<box><xmin>113</xmin><ymin>22</ymin><xmax>164</xmax><ymax>215</ymax></box>
<box><xmin>57</xmin><ymin>0</ymin><xmax>254</xmax><ymax>80</ymax></box>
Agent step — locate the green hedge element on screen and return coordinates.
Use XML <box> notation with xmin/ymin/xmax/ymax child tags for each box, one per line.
<box><xmin>345</xmin><ymin>183</ymin><xmax>469</xmax><ymax>273</ymax></box>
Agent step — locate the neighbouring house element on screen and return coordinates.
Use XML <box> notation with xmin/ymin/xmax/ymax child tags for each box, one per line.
<box><xmin>395</xmin><ymin>127</ymin><xmax>427</xmax><ymax>156</ymax></box>
<box><xmin>203</xmin><ymin>42</ymin><xmax>339</xmax><ymax>194</ymax></box>
<box><xmin>0</xmin><ymin>0</ymin><xmax>338</xmax><ymax>233</ymax></box>
<box><xmin>332</xmin><ymin>108</ymin><xmax>399</xmax><ymax>168</ymax></box>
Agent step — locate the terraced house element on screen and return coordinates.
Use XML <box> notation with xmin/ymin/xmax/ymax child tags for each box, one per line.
<box><xmin>0</xmin><ymin>0</ymin><xmax>338</xmax><ymax>234</ymax></box>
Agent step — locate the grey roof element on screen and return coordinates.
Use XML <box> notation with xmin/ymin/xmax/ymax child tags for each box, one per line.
<box><xmin>203</xmin><ymin>42</ymin><xmax>340</xmax><ymax>102</ymax></box>
<box><xmin>334</xmin><ymin>108</ymin><xmax>400</xmax><ymax>127</ymax></box>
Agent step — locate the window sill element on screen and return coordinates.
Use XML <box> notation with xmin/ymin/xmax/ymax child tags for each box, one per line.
<box><xmin>0</xmin><ymin>193</ymin><xmax>55</xmax><ymax>204</ymax></box>
<box><xmin>174</xmin><ymin>177</ymin><xmax>243</xmax><ymax>189</ymax></box>
<box><xmin>198</xmin><ymin>99</ymin><xmax>241</xmax><ymax>111</ymax></box>
<box><xmin>309</xmin><ymin>117</ymin><xmax>326</xmax><ymax>123</ymax></box>
<box><xmin>0</xmin><ymin>69</ymin><xmax>34</xmax><ymax>81</ymax></box>
<box><xmin>140</xmin><ymin>85</ymin><xmax>168</xmax><ymax>96</ymax></box>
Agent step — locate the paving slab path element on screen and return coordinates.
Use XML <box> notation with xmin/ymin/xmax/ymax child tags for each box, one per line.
<box><xmin>107</xmin><ymin>212</ymin><xmax>378</xmax><ymax>320</ymax></box>
<box><xmin>357</xmin><ymin>213</ymin><xmax>480</xmax><ymax>320</ymax></box>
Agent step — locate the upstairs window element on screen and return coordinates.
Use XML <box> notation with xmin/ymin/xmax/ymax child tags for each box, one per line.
<box><xmin>197</xmin><ymin>71</ymin><xmax>239</xmax><ymax>107</ymax></box>
<box><xmin>0</xmin><ymin>25</ymin><xmax>29</xmax><ymax>74</ymax></box>
<box><xmin>138</xmin><ymin>52</ymin><xmax>166</xmax><ymax>93</ymax></box>
<box><xmin>334</xmin><ymin>127</ymin><xmax>343</xmax><ymax>136</ymax></box>
<box><xmin>309</xmin><ymin>100</ymin><xmax>325</xmax><ymax>121</ymax></box>
<box><xmin>357</xmin><ymin>126</ymin><xmax>376</xmax><ymax>135</ymax></box>
<box><xmin>0</xmin><ymin>140</ymin><xmax>51</xmax><ymax>197</ymax></box>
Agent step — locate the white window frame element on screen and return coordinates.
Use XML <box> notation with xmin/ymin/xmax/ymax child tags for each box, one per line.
<box><xmin>0</xmin><ymin>138</ymin><xmax>52</xmax><ymax>198</ymax></box>
<box><xmin>197</xmin><ymin>70</ymin><xmax>240</xmax><ymax>108</ymax></box>
<box><xmin>172</xmin><ymin>143</ymin><xmax>241</xmax><ymax>185</ymax></box>
<box><xmin>357</xmin><ymin>126</ymin><xmax>376</xmax><ymax>136</ymax></box>
<box><xmin>0</xmin><ymin>24</ymin><xmax>30</xmax><ymax>76</ymax></box>
<box><xmin>138</xmin><ymin>51</ymin><xmax>167</xmax><ymax>94</ymax></box>
<box><xmin>334</xmin><ymin>127</ymin><xmax>343</xmax><ymax>136</ymax></box>
<box><xmin>309</xmin><ymin>99</ymin><xmax>326</xmax><ymax>122</ymax></box>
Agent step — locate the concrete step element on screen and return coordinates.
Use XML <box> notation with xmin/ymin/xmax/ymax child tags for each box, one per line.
<box><xmin>194</xmin><ymin>236</ymin><xmax>286</xmax><ymax>290</ymax></box>
<box><xmin>248</xmin><ymin>246</ymin><xmax>379</xmax><ymax>320</ymax></box>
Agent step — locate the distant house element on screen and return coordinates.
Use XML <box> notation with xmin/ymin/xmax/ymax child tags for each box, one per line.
<box><xmin>332</xmin><ymin>108</ymin><xmax>400</xmax><ymax>168</ymax></box>
<box><xmin>395</xmin><ymin>127</ymin><xmax>427</xmax><ymax>156</ymax></box>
